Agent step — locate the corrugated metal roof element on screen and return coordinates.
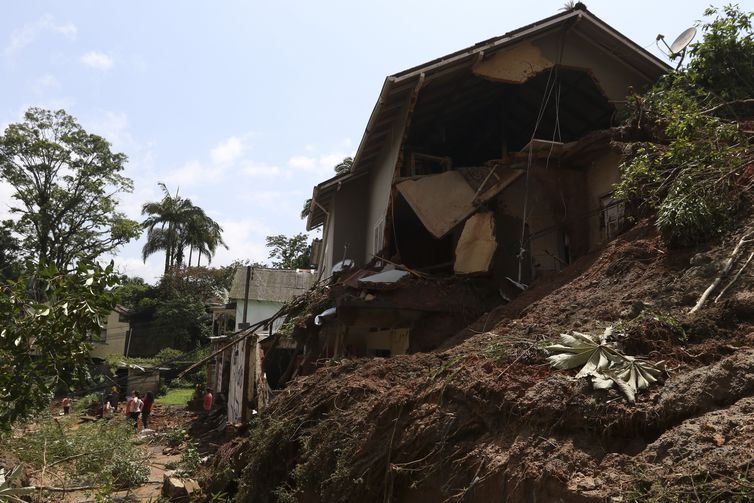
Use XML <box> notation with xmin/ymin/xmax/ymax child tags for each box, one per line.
<box><xmin>228</xmin><ymin>267</ymin><xmax>316</xmax><ymax>304</ymax></box>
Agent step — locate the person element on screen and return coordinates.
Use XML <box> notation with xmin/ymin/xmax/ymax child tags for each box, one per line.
<box><xmin>203</xmin><ymin>388</ymin><xmax>213</xmax><ymax>414</ymax></box>
<box><xmin>62</xmin><ymin>396</ymin><xmax>72</xmax><ymax>415</ymax></box>
<box><xmin>103</xmin><ymin>400</ymin><xmax>114</xmax><ymax>419</ymax></box>
<box><xmin>141</xmin><ymin>391</ymin><xmax>154</xmax><ymax>430</ymax></box>
<box><xmin>125</xmin><ymin>391</ymin><xmax>143</xmax><ymax>431</ymax></box>
<box><xmin>107</xmin><ymin>386</ymin><xmax>119</xmax><ymax>412</ymax></box>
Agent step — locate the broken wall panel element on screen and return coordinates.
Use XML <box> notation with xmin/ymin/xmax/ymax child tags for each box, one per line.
<box><xmin>395</xmin><ymin>170</ymin><xmax>478</xmax><ymax>238</ymax></box>
<box><xmin>454</xmin><ymin>211</ymin><xmax>497</xmax><ymax>274</ymax></box>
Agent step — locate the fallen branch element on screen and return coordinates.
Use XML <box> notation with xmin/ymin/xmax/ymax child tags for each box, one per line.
<box><xmin>690</xmin><ymin>230</ymin><xmax>754</xmax><ymax>314</ymax></box>
<box><xmin>34</xmin><ymin>484</ymin><xmax>100</xmax><ymax>492</ymax></box>
<box><xmin>715</xmin><ymin>250</ymin><xmax>754</xmax><ymax>303</ymax></box>
<box><xmin>702</xmin><ymin>98</ymin><xmax>754</xmax><ymax>115</ymax></box>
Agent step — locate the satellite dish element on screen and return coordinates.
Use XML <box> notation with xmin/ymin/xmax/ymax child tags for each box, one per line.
<box><xmin>656</xmin><ymin>26</ymin><xmax>697</xmax><ymax>70</ymax></box>
<box><xmin>669</xmin><ymin>27</ymin><xmax>697</xmax><ymax>55</ymax></box>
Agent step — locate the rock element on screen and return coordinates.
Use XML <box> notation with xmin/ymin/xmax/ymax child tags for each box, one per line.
<box><xmin>162</xmin><ymin>475</ymin><xmax>187</xmax><ymax>500</ymax></box>
<box><xmin>620</xmin><ymin>300</ymin><xmax>646</xmax><ymax>319</ymax></box>
<box><xmin>690</xmin><ymin>253</ymin><xmax>712</xmax><ymax>266</ymax></box>
<box><xmin>162</xmin><ymin>473</ymin><xmax>199</xmax><ymax>501</ymax></box>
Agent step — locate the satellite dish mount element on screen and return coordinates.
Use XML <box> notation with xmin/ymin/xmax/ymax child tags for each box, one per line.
<box><xmin>656</xmin><ymin>26</ymin><xmax>697</xmax><ymax>70</ymax></box>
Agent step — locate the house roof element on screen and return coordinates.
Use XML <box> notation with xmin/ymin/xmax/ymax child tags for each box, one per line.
<box><xmin>306</xmin><ymin>4</ymin><xmax>669</xmax><ymax>229</ymax></box>
<box><xmin>228</xmin><ymin>267</ymin><xmax>317</xmax><ymax>304</ymax></box>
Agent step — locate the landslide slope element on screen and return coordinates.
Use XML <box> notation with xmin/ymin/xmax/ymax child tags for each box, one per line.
<box><xmin>206</xmin><ymin>221</ymin><xmax>754</xmax><ymax>502</ymax></box>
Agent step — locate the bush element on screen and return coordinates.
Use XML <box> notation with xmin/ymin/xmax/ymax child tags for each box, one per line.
<box><xmin>617</xmin><ymin>5</ymin><xmax>753</xmax><ymax>247</ymax></box>
<box><xmin>154</xmin><ymin>347</ymin><xmax>185</xmax><ymax>363</ymax></box>
<box><xmin>7</xmin><ymin>416</ymin><xmax>151</xmax><ymax>489</ymax></box>
<box><xmin>73</xmin><ymin>393</ymin><xmax>101</xmax><ymax>413</ymax></box>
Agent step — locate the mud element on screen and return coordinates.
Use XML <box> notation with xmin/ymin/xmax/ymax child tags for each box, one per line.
<box><xmin>205</xmin><ymin>221</ymin><xmax>754</xmax><ymax>502</ymax></box>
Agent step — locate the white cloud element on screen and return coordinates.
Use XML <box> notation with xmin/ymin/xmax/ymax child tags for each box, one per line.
<box><xmin>111</xmin><ymin>256</ymin><xmax>164</xmax><ymax>283</ymax></box>
<box><xmin>5</xmin><ymin>15</ymin><xmax>77</xmax><ymax>56</ymax></box>
<box><xmin>81</xmin><ymin>51</ymin><xmax>114</xmax><ymax>70</ymax></box>
<box><xmin>32</xmin><ymin>74</ymin><xmax>60</xmax><ymax>94</ymax></box>
<box><xmin>210</xmin><ymin>136</ymin><xmax>244</xmax><ymax>165</ymax></box>
<box><xmin>288</xmin><ymin>155</ymin><xmax>317</xmax><ymax>170</ymax></box>
<box><xmin>211</xmin><ymin>219</ymin><xmax>272</xmax><ymax>266</ymax></box>
<box><xmin>240</xmin><ymin>161</ymin><xmax>281</xmax><ymax>178</ymax></box>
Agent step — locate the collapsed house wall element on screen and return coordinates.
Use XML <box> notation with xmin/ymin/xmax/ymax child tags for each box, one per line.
<box><xmin>472</xmin><ymin>28</ymin><xmax>653</xmax><ymax>103</ymax></box>
<box><xmin>364</xmin><ymin>96</ymin><xmax>412</xmax><ymax>263</ymax></box>
<box><xmin>585</xmin><ymin>150</ymin><xmax>624</xmax><ymax>248</ymax></box>
<box><xmin>330</xmin><ymin>175</ymin><xmax>369</xmax><ymax>271</ymax></box>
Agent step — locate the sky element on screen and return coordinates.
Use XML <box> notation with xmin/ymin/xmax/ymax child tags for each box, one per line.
<box><xmin>0</xmin><ymin>0</ymin><xmax>720</xmax><ymax>282</ymax></box>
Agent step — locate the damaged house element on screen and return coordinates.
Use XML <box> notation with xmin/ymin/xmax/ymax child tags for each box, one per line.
<box><xmin>209</xmin><ymin>267</ymin><xmax>316</xmax><ymax>422</ymax></box>
<box><xmin>301</xmin><ymin>5</ymin><xmax>668</xmax><ymax>359</ymax></box>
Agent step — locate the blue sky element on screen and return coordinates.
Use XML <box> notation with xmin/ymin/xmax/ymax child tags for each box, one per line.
<box><xmin>1</xmin><ymin>0</ymin><xmax>717</xmax><ymax>282</ymax></box>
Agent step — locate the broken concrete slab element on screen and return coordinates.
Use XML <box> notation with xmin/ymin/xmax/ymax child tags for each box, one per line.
<box><xmin>396</xmin><ymin>171</ymin><xmax>477</xmax><ymax>238</ymax></box>
<box><xmin>454</xmin><ymin>212</ymin><xmax>497</xmax><ymax>274</ymax></box>
<box><xmin>162</xmin><ymin>473</ymin><xmax>200</xmax><ymax>501</ymax></box>
<box><xmin>358</xmin><ymin>270</ymin><xmax>410</xmax><ymax>285</ymax></box>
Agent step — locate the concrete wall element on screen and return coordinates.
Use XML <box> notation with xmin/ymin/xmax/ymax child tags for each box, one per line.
<box><xmin>364</xmin><ymin>96</ymin><xmax>412</xmax><ymax>262</ymax></box>
<box><xmin>473</xmin><ymin>30</ymin><xmax>654</xmax><ymax>101</ymax></box>
<box><xmin>227</xmin><ymin>337</ymin><xmax>247</xmax><ymax>423</ymax></box>
<box><xmin>90</xmin><ymin>310</ymin><xmax>129</xmax><ymax>360</ymax></box>
<box><xmin>233</xmin><ymin>299</ymin><xmax>285</xmax><ymax>332</ymax></box>
<box><xmin>321</xmin><ymin>201</ymin><xmax>336</xmax><ymax>277</ymax></box>
<box><xmin>332</xmin><ymin>174</ymin><xmax>369</xmax><ymax>269</ymax></box>
<box><xmin>585</xmin><ymin>151</ymin><xmax>622</xmax><ymax>248</ymax></box>
<box><xmin>127</xmin><ymin>368</ymin><xmax>160</xmax><ymax>395</ymax></box>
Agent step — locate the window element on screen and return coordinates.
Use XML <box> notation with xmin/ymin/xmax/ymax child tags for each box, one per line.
<box><xmin>600</xmin><ymin>193</ymin><xmax>626</xmax><ymax>241</ymax></box>
<box><xmin>373</xmin><ymin>218</ymin><xmax>385</xmax><ymax>257</ymax></box>
<box><xmin>99</xmin><ymin>328</ymin><xmax>107</xmax><ymax>343</ymax></box>
<box><xmin>406</xmin><ymin>152</ymin><xmax>451</xmax><ymax>177</ymax></box>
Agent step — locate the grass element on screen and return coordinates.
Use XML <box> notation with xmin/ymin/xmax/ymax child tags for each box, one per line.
<box><xmin>160</xmin><ymin>387</ymin><xmax>195</xmax><ymax>406</ymax></box>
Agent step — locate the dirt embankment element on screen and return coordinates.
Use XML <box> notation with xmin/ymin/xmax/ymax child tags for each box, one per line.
<box><xmin>205</xmin><ymin>221</ymin><xmax>754</xmax><ymax>502</ymax></box>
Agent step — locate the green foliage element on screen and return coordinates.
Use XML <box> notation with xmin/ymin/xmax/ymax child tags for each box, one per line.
<box><xmin>179</xmin><ymin>441</ymin><xmax>202</xmax><ymax>474</ymax></box>
<box><xmin>73</xmin><ymin>393</ymin><xmax>101</xmax><ymax>413</ymax></box>
<box><xmin>266</xmin><ymin>233</ymin><xmax>312</xmax><ymax>269</ymax></box>
<box><xmin>0</xmin><ymin>261</ymin><xmax>119</xmax><ymax>430</ymax></box>
<box><xmin>616</xmin><ymin>6</ymin><xmax>753</xmax><ymax>248</ymax></box>
<box><xmin>141</xmin><ymin>182</ymin><xmax>227</xmax><ymax>273</ymax></box>
<box><xmin>686</xmin><ymin>4</ymin><xmax>754</xmax><ymax>100</ymax></box>
<box><xmin>154</xmin><ymin>346</ymin><xmax>185</xmax><ymax>362</ymax></box>
<box><xmin>8</xmin><ymin>415</ymin><xmax>150</xmax><ymax>489</ymax></box>
<box><xmin>0</xmin><ymin>220</ymin><xmax>22</xmax><ymax>283</ymax></box>
<box><xmin>0</xmin><ymin>108</ymin><xmax>140</xmax><ymax>272</ymax></box>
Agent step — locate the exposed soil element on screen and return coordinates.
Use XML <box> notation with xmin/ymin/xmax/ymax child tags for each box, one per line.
<box><xmin>205</xmin><ymin>219</ymin><xmax>754</xmax><ymax>502</ymax></box>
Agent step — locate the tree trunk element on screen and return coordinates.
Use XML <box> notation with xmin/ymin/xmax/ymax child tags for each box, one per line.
<box><xmin>188</xmin><ymin>245</ymin><xmax>194</xmax><ymax>267</ymax></box>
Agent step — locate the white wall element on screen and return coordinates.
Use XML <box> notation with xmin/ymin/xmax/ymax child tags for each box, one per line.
<box><xmin>233</xmin><ymin>299</ymin><xmax>285</xmax><ymax>333</ymax></box>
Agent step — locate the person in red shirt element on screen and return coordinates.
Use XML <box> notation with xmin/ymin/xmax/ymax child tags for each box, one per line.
<box><xmin>141</xmin><ymin>391</ymin><xmax>154</xmax><ymax>429</ymax></box>
<box><xmin>203</xmin><ymin>388</ymin><xmax>213</xmax><ymax>414</ymax></box>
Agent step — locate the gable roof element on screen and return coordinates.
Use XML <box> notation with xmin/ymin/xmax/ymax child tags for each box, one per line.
<box><xmin>229</xmin><ymin>267</ymin><xmax>316</xmax><ymax>304</ymax></box>
<box><xmin>307</xmin><ymin>5</ymin><xmax>669</xmax><ymax>230</ymax></box>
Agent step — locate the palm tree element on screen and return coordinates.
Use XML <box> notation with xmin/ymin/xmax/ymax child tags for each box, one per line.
<box><xmin>181</xmin><ymin>211</ymin><xmax>227</xmax><ymax>267</ymax></box>
<box><xmin>141</xmin><ymin>183</ymin><xmax>227</xmax><ymax>273</ymax></box>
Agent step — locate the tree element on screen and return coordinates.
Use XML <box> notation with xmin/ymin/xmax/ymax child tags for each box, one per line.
<box><xmin>0</xmin><ymin>220</ymin><xmax>21</xmax><ymax>282</ymax></box>
<box><xmin>334</xmin><ymin>156</ymin><xmax>353</xmax><ymax>175</ymax></box>
<box><xmin>0</xmin><ymin>108</ymin><xmax>141</xmax><ymax>272</ymax></box>
<box><xmin>141</xmin><ymin>183</ymin><xmax>227</xmax><ymax>274</ymax></box>
<box><xmin>0</xmin><ymin>261</ymin><xmax>119</xmax><ymax>429</ymax></box>
<box><xmin>266</xmin><ymin>233</ymin><xmax>311</xmax><ymax>269</ymax></box>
